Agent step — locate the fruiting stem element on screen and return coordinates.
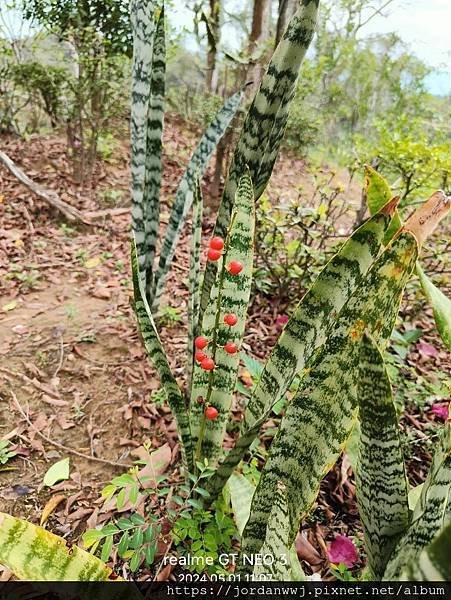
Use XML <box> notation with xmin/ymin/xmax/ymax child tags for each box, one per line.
<box><xmin>194</xmin><ymin>212</ymin><xmax>237</xmax><ymax>465</ymax></box>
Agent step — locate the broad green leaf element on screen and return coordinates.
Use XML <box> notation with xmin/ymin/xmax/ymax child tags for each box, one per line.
<box><xmin>190</xmin><ymin>171</ymin><xmax>255</xmax><ymax>463</ymax></box>
<box><xmin>356</xmin><ymin>333</ymin><xmax>410</xmax><ymax>579</ymax></box>
<box><xmin>130</xmin><ymin>0</ymin><xmax>157</xmax><ymax>275</ymax></box>
<box><xmin>207</xmin><ymin>202</ymin><xmax>397</xmax><ymax>498</ymax></box>
<box><xmin>200</xmin><ymin>0</ymin><xmax>320</xmax><ymax>316</ymax></box>
<box><xmin>240</xmin><ymin>231</ymin><xmax>419</xmax><ymax>564</ymax></box>
<box><xmin>143</xmin><ymin>5</ymin><xmax>166</xmax><ymax>294</ymax></box>
<box><xmin>0</xmin><ymin>512</ymin><xmax>120</xmax><ymax>581</ymax></box>
<box><xmin>187</xmin><ymin>179</ymin><xmax>204</xmax><ymax>389</ymax></box>
<box><xmin>396</xmin><ymin>523</ymin><xmax>451</xmax><ymax>581</ymax></box>
<box><xmin>417</xmin><ymin>263</ymin><xmax>451</xmax><ymax>350</ymax></box>
<box><xmin>383</xmin><ymin>422</ymin><xmax>451</xmax><ymax>579</ymax></box>
<box><xmin>227</xmin><ymin>473</ymin><xmax>255</xmax><ymax>536</ymax></box>
<box><xmin>131</xmin><ymin>240</ymin><xmax>193</xmax><ymax>473</ymax></box>
<box><xmin>364</xmin><ymin>164</ymin><xmax>401</xmax><ymax>244</ymax></box>
<box><xmin>151</xmin><ymin>90</ymin><xmax>244</xmax><ymax>312</ymax></box>
<box><xmin>43</xmin><ymin>458</ymin><xmax>70</xmax><ymax>487</ymax></box>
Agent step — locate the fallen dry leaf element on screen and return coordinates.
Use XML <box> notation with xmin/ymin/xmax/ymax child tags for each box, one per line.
<box><xmin>40</xmin><ymin>494</ymin><xmax>66</xmax><ymax>525</ymax></box>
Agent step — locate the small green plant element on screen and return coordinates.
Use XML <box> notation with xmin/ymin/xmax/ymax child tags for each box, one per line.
<box><xmin>102</xmin><ymin>189</ymin><xmax>124</xmax><ymax>205</ymax></box>
<box><xmin>0</xmin><ymin>440</ymin><xmax>17</xmax><ymax>466</ymax></box>
<box><xmin>6</xmin><ymin>265</ymin><xmax>41</xmax><ymax>291</ymax></box>
<box><xmin>156</xmin><ymin>305</ymin><xmax>182</xmax><ymax>327</ymax></box>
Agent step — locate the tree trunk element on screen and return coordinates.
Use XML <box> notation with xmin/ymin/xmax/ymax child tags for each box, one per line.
<box><xmin>247</xmin><ymin>0</ymin><xmax>271</xmax><ymax>93</ymax></box>
<box><xmin>205</xmin><ymin>0</ymin><xmax>221</xmax><ymax>93</ymax></box>
<box><xmin>275</xmin><ymin>0</ymin><xmax>297</xmax><ymax>47</ymax></box>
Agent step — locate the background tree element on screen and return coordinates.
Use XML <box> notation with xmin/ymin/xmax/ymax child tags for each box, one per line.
<box><xmin>22</xmin><ymin>0</ymin><xmax>131</xmax><ymax>185</ymax></box>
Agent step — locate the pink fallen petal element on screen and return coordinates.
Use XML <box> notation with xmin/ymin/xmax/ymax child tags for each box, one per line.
<box><xmin>431</xmin><ymin>404</ymin><xmax>449</xmax><ymax>421</ymax></box>
<box><xmin>276</xmin><ymin>315</ymin><xmax>289</xmax><ymax>327</ymax></box>
<box><xmin>417</xmin><ymin>341</ymin><xmax>439</xmax><ymax>358</ymax></box>
<box><xmin>328</xmin><ymin>535</ymin><xmax>358</xmax><ymax>568</ymax></box>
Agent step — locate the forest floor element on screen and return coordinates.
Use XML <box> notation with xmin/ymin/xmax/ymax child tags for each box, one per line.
<box><xmin>0</xmin><ymin>115</ymin><xmax>449</xmax><ymax>580</ymax></box>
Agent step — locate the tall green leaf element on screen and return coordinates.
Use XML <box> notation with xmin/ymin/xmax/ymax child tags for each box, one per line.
<box><xmin>130</xmin><ymin>0</ymin><xmax>157</xmax><ymax>275</ymax></box>
<box><xmin>417</xmin><ymin>263</ymin><xmax>451</xmax><ymax>350</ymax></box>
<box><xmin>396</xmin><ymin>523</ymin><xmax>451</xmax><ymax>581</ymax></box>
<box><xmin>187</xmin><ymin>179</ymin><xmax>204</xmax><ymax>388</ymax></box>
<box><xmin>131</xmin><ymin>240</ymin><xmax>193</xmax><ymax>473</ymax></box>
<box><xmin>150</xmin><ymin>90</ymin><xmax>244</xmax><ymax>311</ymax></box>
<box><xmin>227</xmin><ymin>473</ymin><xmax>255</xmax><ymax>536</ymax></box>
<box><xmin>143</xmin><ymin>5</ymin><xmax>166</xmax><ymax>293</ymax></box>
<box><xmin>252</xmin><ymin>482</ymin><xmax>305</xmax><ymax>581</ymax></box>
<box><xmin>206</xmin><ymin>201</ymin><xmax>398</xmax><ymax>498</ymax></box>
<box><xmin>364</xmin><ymin>164</ymin><xmax>401</xmax><ymax>244</ymax></box>
<box><xmin>190</xmin><ymin>171</ymin><xmax>255</xmax><ymax>463</ymax></box>
<box><xmin>239</xmin><ymin>232</ymin><xmax>419</xmax><ymax>565</ymax></box>
<box><xmin>200</xmin><ymin>0</ymin><xmax>320</xmax><ymax>315</ymax></box>
<box><xmin>383</xmin><ymin>422</ymin><xmax>451</xmax><ymax>579</ymax></box>
<box><xmin>356</xmin><ymin>333</ymin><xmax>410</xmax><ymax>579</ymax></box>
<box><xmin>0</xmin><ymin>512</ymin><xmax>118</xmax><ymax>581</ymax></box>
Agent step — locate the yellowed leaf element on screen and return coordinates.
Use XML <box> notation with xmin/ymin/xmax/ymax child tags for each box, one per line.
<box><xmin>85</xmin><ymin>256</ymin><xmax>101</xmax><ymax>269</ymax></box>
<box><xmin>2</xmin><ymin>301</ymin><xmax>18</xmax><ymax>312</ymax></box>
<box><xmin>40</xmin><ymin>494</ymin><xmax>66</xmax><ymax>526</ymax></box>
<box><xmin>14</xmin><ymin>239</ymin><xmax>24</xmax><ymax>247</ymax></box>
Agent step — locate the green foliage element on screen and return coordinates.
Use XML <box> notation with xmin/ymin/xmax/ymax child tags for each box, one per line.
<box><xmin>83</xmin><ymin>514</ymin><xmax>161</xmax><ymax>573</ymax></box>
<box><xmin>253</xmin><ymin>171</ymin><xmax>349</xmax><ymax>308</ymax></box>
<box><xmin>23</xmin><ymin>0</ymin><xmax>133</xmax><ymax>56</ymax></box>
<box><xmin>0</xmin><ymin>440</ymin><xmax>17</xmax><ymax>466</ymax></box>
<box><xmin>355</xmin><ymin>119</ymin><xmax>451</xmax><ymax>203</ymax></box>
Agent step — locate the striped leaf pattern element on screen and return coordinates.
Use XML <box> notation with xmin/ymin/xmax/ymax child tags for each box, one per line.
<box><xmin>131</xmin><ymin>240</ymin><xmax>193</xmax><ymax>472</ymax></box>
<box><xmin>252</xmin><ymin>482</ymin><xmax>305</xmax><ymax>581</ymax></box>
<box><xmin>143</xmin><ymin>5</ymin><xmax>166</xmax><ymax>293</ymax></box>
<box><xmin>187</xmin><ymin>179</ymin><xmax>204</xmax><ymax>388</ymax></box>
<box><xmin>240</xmin><ymin>232</ymin><xmax>419</xmax><ymax>562</ymax></box>
<box><xmin>206</xmin><ymin>203</ymin><xmax>397</xmax><ymax>498</ymax></box>
<box><xmin>130</xmin><ymin>0</ymin><xmax>156</xmax><ymax>275</ymax></box>
<box><xmin>356</xmin><ymin>333</ymin><xmax>410</xmax><ymax>579</ymax></box>
<box><xmin>396</xmin><ymin>523</ymin><xmax>451</xmax><ymax>581</ymax></box>
<box><xmin>0</xmin><ymin>512</ymin><xmax>118</xmax><ymax>581</ymax></box>
<box><xmin>200</xmin><ymin>0</ymin><xmax>320</xmax><ymax>315</ymax></box>
<box><xmin>364</xmin><ymin>165</ymin><xmax>401</xmax><ymax>244</ymax></box>
<box><xmin>190</xmin><ymin>171</ymin><xmax>255</xmax><ymax>463</ymax></box>
<box><xmin>150</xmin><ymin>90</ymin><xmax>244</xmax><ymax>312</ymax></box>
<box><xmin>383</xmin><ymin>422</ymin><xmax>451</xmax><ymax>580</ymax></box>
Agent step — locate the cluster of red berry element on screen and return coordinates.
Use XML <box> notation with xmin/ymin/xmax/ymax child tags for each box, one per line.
<box><xmin>196</xmin><ymin>236</ymin><xmax>244</xmax><ymax>420</ymax></box>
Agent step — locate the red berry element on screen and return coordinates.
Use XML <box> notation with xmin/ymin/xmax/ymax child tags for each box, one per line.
<box><xmin>209</xmin><ymin>236</ymin><xmax>224</xmax><ymax>251</ymax></box>
<box><xmin>201</xmin><ymin>357</ymin><xmax>215</xmax><ymax>371</ymax></box>
<box><xmin>197</xmin><ymin>396</ymin><xmax>204</xmax><ymax>404</ymax></box>
<box><xmin>224</xmin><ymin>342</ymin><xmax>239</xmax><ymax>354</ymax></box>
<box><xmin>205</xmin><ymin>406</ymin><xmax>219</xmax><ymax>420</ymax></box>
<box><xmin>195</xmin><ymin>336</ymin><xmax>208</xmax><ymax>350</ymax></box>
<box><xmin>224</xmin><ymin>313</ymin><xmax>238</xmax><ymax>326</ymax></box>
<box><xmin>227</xmin><ymin>260</ymin><xmax>243</xmax><ymax>275</ymax></box>
<box><xmin>195</xmin><ymin>351</ymin><xmax>207</xmax><ymax>363</ymax></box>
<box><xmin>207</xmin><ymin>248</ymin><xmax>222</xmax><ymax>261</ymax></box>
